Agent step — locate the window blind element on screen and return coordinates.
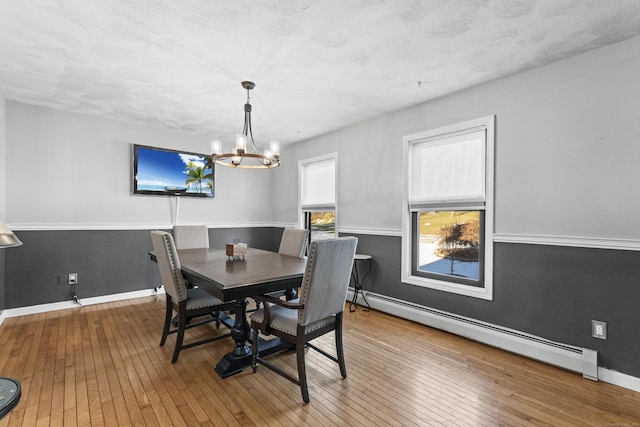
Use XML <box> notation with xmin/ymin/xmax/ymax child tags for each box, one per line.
<box><xmin>301</xmin><ymin>158</ymin><xmax>335</xmax><ymax>210</ymax></box>
<box><xmin>409</xmin><ymin>129</ymin><xmax>486</xmax><ymax>210</ymax></box>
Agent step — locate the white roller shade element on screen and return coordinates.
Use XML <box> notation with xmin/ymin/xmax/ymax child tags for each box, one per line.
<box><xmin>301</xmin><ymin>158</ymin><xmax>335</xmax><ymax>210</ymax></box>
<box><xmin>409</xmin><ymin>129</ymin><xmax>485</xmax><ymax>210</ymax></box>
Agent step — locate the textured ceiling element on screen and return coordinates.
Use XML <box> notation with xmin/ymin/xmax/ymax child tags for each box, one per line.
<box><xmin>1</xmin><ymin>0</ymin><xmax>640</xmax><ymax>148</ymax></box>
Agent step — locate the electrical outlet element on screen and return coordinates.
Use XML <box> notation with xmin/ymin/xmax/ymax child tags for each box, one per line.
<box><xmin>592</xmin><ymin>320</ymin><xmax>607</xmax><ymax>340</ymax></box>
<box><xmin>68</xmin><ymin>273</ymin><xmax>78</xmax><ymax>285</ymax></box>
<box><xmin>57</xmin><ymin>275</ymin><xmax>67</xmax><ymax>286</ymax></box>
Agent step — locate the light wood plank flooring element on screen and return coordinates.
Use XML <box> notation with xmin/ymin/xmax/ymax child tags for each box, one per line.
<box><xmin>0</xmin><ymin>295</ymin><xmax>639</xmax><ymax>426</ymax></box>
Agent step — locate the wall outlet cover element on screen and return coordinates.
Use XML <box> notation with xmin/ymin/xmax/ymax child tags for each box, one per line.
<box><xmin>592</xmin><ymin>320</ymin><xmax>607</xmax><ymax>340</ymax></box>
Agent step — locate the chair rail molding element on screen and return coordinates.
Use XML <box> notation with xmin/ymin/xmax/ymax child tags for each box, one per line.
<box><xmin>493</xmin><ymin>233</ymin><xmax>640</xmax><ymax>251</ymax></box>
<box><xmin>338</xmin><ymin>226</ymin><xmax>402</xmax><ymax>237</ymax></box>
<box><xmin>7</xmin><ymin>222</ymin><xmax>277</xmax><ymax>231</ymax></box>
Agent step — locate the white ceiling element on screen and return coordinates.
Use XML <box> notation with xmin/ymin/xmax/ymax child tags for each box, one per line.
<box><xmin>1</xmin><ymin>0</ymin><xmax>640</xmax><ymax>147</ymax></box>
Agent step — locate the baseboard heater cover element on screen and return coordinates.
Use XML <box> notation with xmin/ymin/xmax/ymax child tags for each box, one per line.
<box><xmin>348</xmin><ymin>290</ymin><xmax>598</xmax><ymax>381</ymax></box>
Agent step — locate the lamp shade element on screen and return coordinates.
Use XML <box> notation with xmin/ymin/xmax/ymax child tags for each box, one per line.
<box><xmin>0</xmin><ymin>222</ymin><xmax>22</xmax><ymax>248</ymax></box>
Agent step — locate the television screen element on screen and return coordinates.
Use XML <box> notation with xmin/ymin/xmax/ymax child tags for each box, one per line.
<box><xmin>132</xmin><ymin>144</ymin><xmax>214</xmax><ymax>197</ymax></box>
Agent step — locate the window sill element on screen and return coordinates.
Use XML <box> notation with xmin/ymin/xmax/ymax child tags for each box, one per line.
<box><xmin>401</xmin><ymin>273</ymin><xmax>493</xmax><ymax>300</ymax></box>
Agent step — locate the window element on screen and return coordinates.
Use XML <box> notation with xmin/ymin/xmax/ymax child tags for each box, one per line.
<box><xmin>402</xmin><ymin>116</ymin><xmax>494</xmax><ymax>300</ymax></box>
<box><xmin>299</xmin><ymin>154</ymin><xmax>337</xmax><ymax>242</ymax></box>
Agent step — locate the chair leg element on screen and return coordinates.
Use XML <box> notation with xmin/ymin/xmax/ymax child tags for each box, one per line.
<box><xmin>296</xmin><ymin>334</ymin><xmax>310</xmax><ymax>403</ymax></box>
<box><xmin>171</xmin><ymin>303</ymin><xmax>187</xmax><ymax>363</ymax></box>
<box><xmin>251</xmin><ymin>326</ymin><xmax>259</xmax><ymax>373</ymax></box>
<box><xmin>212</xmin><ymin>310</ymin><xmax>221</xmax><ymax>328</ymax></box>
<box><xmin>160</xmin><ymin>296</ymin><xmax>173</xmax><ymax>347</ymax></box>
<box><xmin>335</xmin><ymin>313</ymin><xmax>347</xmax><ymax>378</ymax></box>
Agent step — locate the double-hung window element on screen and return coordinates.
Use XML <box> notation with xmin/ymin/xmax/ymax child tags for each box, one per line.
<box><xmin>299</xmin><ymin>153</ymin><xmax>337</xmax><ymax>242</ymax></box>
<box><xmin>402</xmin><ymin>116</ymin><xmax>494</xmax><ymax>300</ymax></box>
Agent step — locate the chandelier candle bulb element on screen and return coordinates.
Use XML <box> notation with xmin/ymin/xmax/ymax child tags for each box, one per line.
<box><xmin>232</xmin><ymin>150</ymin><xmax>241</xmax><ymax>166</ymax></box>
<box><xmin>263</xmin><ymin>149</ymin><xmax>273</xmax><ymax>166</ymax></box>
<box><xmin>235</xmin><ymin>134</ymin><xmax>247</xmax><ymax>153</ymax></box>
<box><xmin>211</xmin><ymin>139</ymin><xmax>221</xmax><ymax>155</ymax></box>
<box><xmin>270</xmin><ymin>141</ymin><xmax>280</xmax><ymax>158</ymax></box>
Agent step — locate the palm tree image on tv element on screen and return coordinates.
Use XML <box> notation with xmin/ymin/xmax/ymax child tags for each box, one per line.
<box><xmin>185</xmin><ymin>161</ymin><xmax>208</xmax><ymax>193</ymax></box>
<box><xmin>203</xmin><ymin>156</ymin><xmax>214</xmax><ymax>191</ymax></box>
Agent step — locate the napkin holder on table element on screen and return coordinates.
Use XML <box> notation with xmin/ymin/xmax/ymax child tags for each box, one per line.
<box><xmin>226</xmin><ymin>243</ymin><xmax>247</xmax><ymax>261</ymax></box>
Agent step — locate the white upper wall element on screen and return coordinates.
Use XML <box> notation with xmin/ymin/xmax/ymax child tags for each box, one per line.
<box><xmin>4</xmin><ymin>35</ymin><xmax>640</xmax><ymax>239</ymax></box>
<box><xmin>274</xmin><ymin>35</ymin><xmax>640</xmax><ymax>241</ymax></box>
<box><xmin>5</xmin><ymin>103</ymin><xmax>274</xmax><ymax>228</ymax></box>
<box><xmin>0</xmin><ymin>93</ymin><xmax>5</xmax><ymax>220</ymax></box>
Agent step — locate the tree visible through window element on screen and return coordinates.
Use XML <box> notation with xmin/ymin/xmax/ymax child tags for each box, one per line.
<box><xmin>417</xmin><ymin>211</ymin><xmax>482</xmax><ymax>283</ymax></box>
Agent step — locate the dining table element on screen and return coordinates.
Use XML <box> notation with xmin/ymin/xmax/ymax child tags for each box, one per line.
<box><xmin>149</xmin><ymin>246</ymin><xmax>307</xmax><ymax>378</ymax></box>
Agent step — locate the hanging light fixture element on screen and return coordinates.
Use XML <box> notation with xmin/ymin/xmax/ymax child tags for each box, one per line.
<box><xmin>211</xmin><ymin>81</ymin><xmax>280</xmax><ymax>169</ymax></box>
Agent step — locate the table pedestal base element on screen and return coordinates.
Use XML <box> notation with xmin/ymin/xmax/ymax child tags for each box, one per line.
<box><xmin>215</xmin><ymin>352</ymin><xmax>248</xmax><ymax>378</ymax></box>
<box><xmin>215</xmin><ymin>299</ymin><xmax>294</xmax><ymax>378</ymax></box>
<box><xmin>215</xmin><ymin>337</ymin><xmax>293</xmax><ymax>378</ymax></box>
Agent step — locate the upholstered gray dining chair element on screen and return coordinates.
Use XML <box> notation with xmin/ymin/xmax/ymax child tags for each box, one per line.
<box><xmin>278</xmin><ymin>228</ymin><xmax>309</xmax><ymax>258</ymax></box>
<box><xmin>151</xmin><ymin>230</ymin><xmax>233</xmax><ymax>363</ymax></box>
<box><xmin>250</xmin><ymin>236</ymin><xmax>358</xmax><ymax>403</ymax></box>
<box><xmin>173</xmin><ymin>225</ymin><xmax>209</xmax><ymax>249</ymax></box>
<box><xmin>251</xmin><ymin>227</ymin><xmax>310</xmax><ymax>306</ymax></box>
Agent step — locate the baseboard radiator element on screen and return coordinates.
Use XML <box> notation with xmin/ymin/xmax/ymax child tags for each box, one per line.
<box><xmin>348</xmin><ymin>290</ymin><xmax>598</xmax><ymax>381</ymax></box>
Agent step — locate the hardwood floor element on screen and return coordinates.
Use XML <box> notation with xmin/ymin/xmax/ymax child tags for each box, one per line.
<box><xmin>0</xmin><ymin>295</ymin><xmax>639</xmax><ymax>426</ymax></box>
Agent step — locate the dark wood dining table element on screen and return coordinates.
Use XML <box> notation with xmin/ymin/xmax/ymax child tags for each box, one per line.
<box><xmin>150</xmin><ymin>247</ymin><xmax>307</xmax><ymax>378</ymax></box>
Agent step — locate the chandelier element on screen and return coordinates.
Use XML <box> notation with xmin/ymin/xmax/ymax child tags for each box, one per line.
<box><xmin>211</xmin><ymin>81</ymin><xmax>280</xmax><ymax>169</ymax></box>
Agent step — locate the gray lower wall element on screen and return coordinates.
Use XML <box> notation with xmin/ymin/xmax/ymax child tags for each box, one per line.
<box><xmin>4</xmin><ymin>227</ymin><xmax>640</xmax><ymax>378</ymax></box>
<box><xmin>4</xmin><ymin>227</ymin><xmax>282</xmax><ymax>308</ymax></box>
<box><xmin>0</xmin><ymin>252</ymin><xmax>5</xmax><ymax>309</ymax></box>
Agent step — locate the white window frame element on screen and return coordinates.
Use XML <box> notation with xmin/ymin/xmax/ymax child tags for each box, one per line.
<box><xmin>298</xmin><ymin>153</ymin><xmax>338</xmax><ymax>237</ymax></box>
<box><xmin>401</xmin><ymin>116</ymin><xmax>495</xmax><ymax>300</ymax></box>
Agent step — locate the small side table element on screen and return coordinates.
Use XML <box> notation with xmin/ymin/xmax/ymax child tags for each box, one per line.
<box><xmin>350</xmin><ymin>254</ymin><xmax>372</xmax><ymax>312</ymax></box>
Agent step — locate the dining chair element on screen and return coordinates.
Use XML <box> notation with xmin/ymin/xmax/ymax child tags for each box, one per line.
<box><xmin>173</xmin><ymin>225</ymin><xmax>209</xmax><ymax>290</ymax></box>
<box><xmin>270</xmin><ymin>227</ymin><xmax>310</xmax><ymax>303</ymax></box>
<box><xmin>278</xmin><ymin>228</ymin><xmax>309</xmax><ymax>258</ymax></box>
<box><xmin>248</xmin><ymin>228</ymin><xmax>310</xmax><ymax>311</ymax></box>
<box><xmin>250</xmin><ymin>236</ymin><xmax>358</xmax><ymax>403</ymax></box>
<box><xmin>150</xmin><ymin>230</ymin><xmax>233</xmax><ymax>363</ymax></box>
<box><xmin>173</xmin><ymin>225</ymin><xmax>209</xmax><ymax>249</ymax></box>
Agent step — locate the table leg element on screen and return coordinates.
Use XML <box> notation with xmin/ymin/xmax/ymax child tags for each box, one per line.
<box><xmin>215</xmin><ymin>299</ymin><xmax>251</xmax><ymax>378</ymax></box>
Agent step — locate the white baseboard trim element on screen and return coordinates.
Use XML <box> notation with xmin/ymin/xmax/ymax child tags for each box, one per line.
<box><xmin>347</xmin><ymin>289</ymin><xmax>640</xmax><ymax>392</ymax></box>
<box><xmin>598</xmin><ymin>368</ymin><xmax>640</xmax><ymax>392</ymax></box>
<box><xmin>0</xmin><ymin>287</ymin><xmax>164</xmax><ymax>322</ymax></box>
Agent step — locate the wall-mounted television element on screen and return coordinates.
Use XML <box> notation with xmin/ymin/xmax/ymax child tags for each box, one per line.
<box><xmin>132</xmin><ymin>144</ymin><xmax>214</xmax><ymax>198</ymax></box>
